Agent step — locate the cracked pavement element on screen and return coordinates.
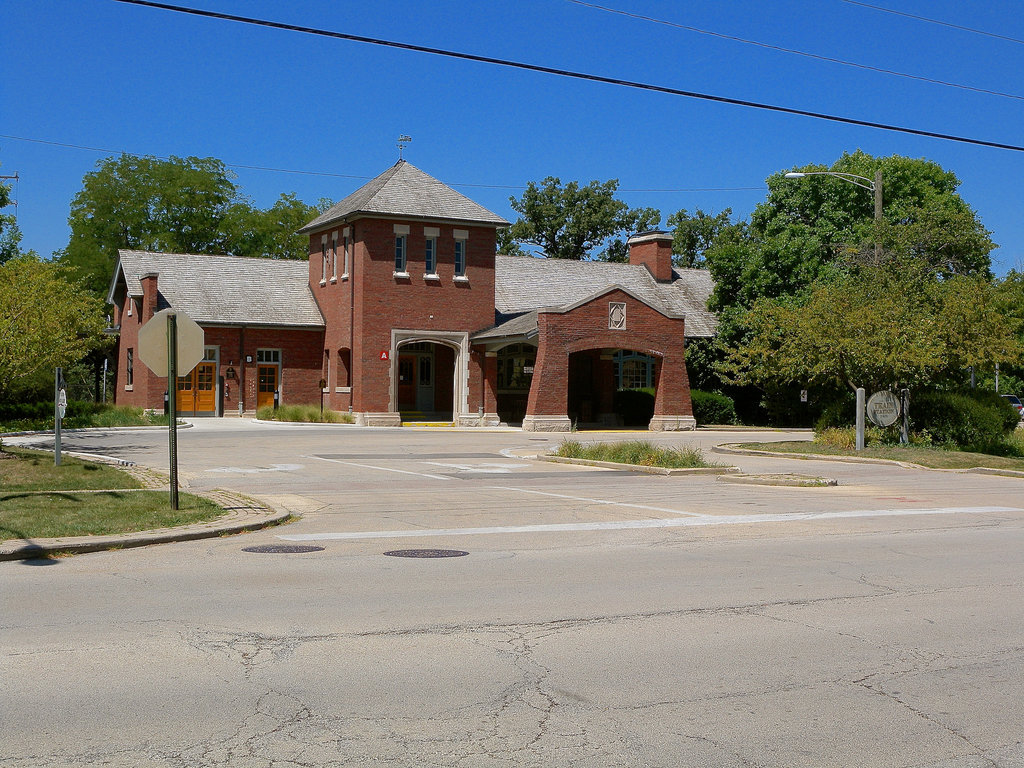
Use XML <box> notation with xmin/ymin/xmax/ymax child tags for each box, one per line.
<box><xmin>3</xmin><ymin>422</ymin><xmax>1024</xmax><ymax>766</ymax></box>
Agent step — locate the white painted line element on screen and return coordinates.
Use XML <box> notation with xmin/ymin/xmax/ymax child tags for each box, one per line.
<box><xmin>483</xmin><ymin>485</ymin><xmax>703</xmax><ymax>518</ymax></box>
<box><xmin>307</xmin><ymin>454</ymin><xmax>452</xmax><ymax>481</ymax></box>
<box><xmin>423</xmin><ymin>461</ymin><xmax>531</xmax><ymax>474</ymax></box>
<box><xmin>207</xmin><ymin>463</ymin><xmax>304</xmax><ymax>474</ymax></box>
<box><xmin>278</xmin><ymin>506</ymin><xmax>1023</xmax><ymax>542</ymax></box>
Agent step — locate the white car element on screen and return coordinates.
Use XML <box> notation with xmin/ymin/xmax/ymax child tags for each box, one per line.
<box><xmin>1001</xmin><ymin>394</ymin><xmax>1024</xmax><ymax>418</ymax></box>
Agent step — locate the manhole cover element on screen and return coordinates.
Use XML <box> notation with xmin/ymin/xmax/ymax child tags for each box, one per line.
<box><xmin>242</xmin><ymin>544</ymin><xmax>325</xmax><ymax>554</ymax></box>
<box><xmin>383</xmin><ymin>549</ymin><xmax>469</xmax><ymax>558</ymax></box>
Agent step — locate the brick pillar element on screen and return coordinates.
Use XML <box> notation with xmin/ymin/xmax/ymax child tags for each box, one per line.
<box><xmin>650</xmin><ymin>350</ymin><xmax>696</xmax><ymax>431</ymax></box>
<box><xmin>483</xmin><ymin>351</ymin><xmax>500</xmax><ymax>425</ymax></box>
<box><xmin>140</xmin><ymin>272</ymin><xmax>159</xmax><ymax>322</ymax></box>
<box><xmin>522</xmin><ymin>328</ymin><xmax>571</xmax><ymax>432</ymax></box>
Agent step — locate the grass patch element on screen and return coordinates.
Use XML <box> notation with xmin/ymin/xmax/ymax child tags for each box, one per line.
<box><xmin>741</xmin><ymin>439</ymin><xmax>1024</xmax><ymax>471</ymax></box>
<box><xmin>0</xmin><ymin>404</ymin><xmax>169</xmax><ymax>433</ymax></box>
<box><xmin>555</xmin><ymin>439</ymin><xmax>716</xmax><ymax>469</ymax></box>
<box><xmin>0</xmin><ymin>491</ymin><xmax>223</xmax><ymax>539</ymax></box>
<box><xmin>0</xmin><ymin>447</ymin><xmax>143</xmax><ymax>491</ymax></box>
<box><xmin>256</xmin><ymin>404</ymin><xmax>354</xmax><ymax>423</ymax></box>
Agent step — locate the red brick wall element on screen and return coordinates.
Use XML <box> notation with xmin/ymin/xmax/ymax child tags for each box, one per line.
<box><xmin>525</xmin><ymin>289</ymin><xmax>692</xmax><ymax>419</ymax></box>
<box><xmin>308</xmin><ymin>217</ymin><xmax>497</xmax><ymax>414</ymax></box>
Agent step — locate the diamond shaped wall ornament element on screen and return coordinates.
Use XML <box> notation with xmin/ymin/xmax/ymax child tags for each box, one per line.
<box><xmin>609</xmin><ymin>302</ymin><xmax>626</xmax><ymax>330</ymax></box>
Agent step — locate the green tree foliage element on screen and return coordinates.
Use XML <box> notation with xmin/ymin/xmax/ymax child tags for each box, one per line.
<box><xmin>503</xmin><ymin>177</ymin><xmax>659</xmax><ymax>260</ymax></box>
<box><xmin>666</xmin><ymin>207</ymin><xmax>745</xmax><ymax>269</ymax></box>
<box><xmin>60</xmin><ymin>154</ymin><xmax>328</xmax><ymax>295</ymax></box>
<box><xmin>721</xmin><ymin>260</ymin><xmax>1024</xmax><ymax>395</ymax></box>
<box><xmin>705</xmin><ymin>151</ymin><xmax>995</xmax><ymax>315</ymax></box>
<box><xmin>0</xmin><ymin>255</ymin><xmax>107</xmax><ymax>401</ymax></box>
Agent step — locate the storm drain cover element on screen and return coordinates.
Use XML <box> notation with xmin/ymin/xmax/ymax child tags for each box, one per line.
<box><xmin>383</xmin><ymin>549</ymin><xmax>469</xmax><ymax>558</ymax></box>
<box><xmin>242</xmin><ymin>544</ymin><xmax>325</xmax><ymax>554</ymax></box>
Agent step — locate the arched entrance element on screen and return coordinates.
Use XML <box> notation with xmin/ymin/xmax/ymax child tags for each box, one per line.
<box><xmin>566</xmin><ymin>347</ymin><xmax>661</xmax><ymax>428</ymax></box>
<box><xmin>396</xmin><ymin>340</ymin><xmax>456</xmax><ymax>421</ymax></box>
<box><xmin>494</xmin><ymin>342</ymin><xmax>537</xmax><ymax>425</ymax></box>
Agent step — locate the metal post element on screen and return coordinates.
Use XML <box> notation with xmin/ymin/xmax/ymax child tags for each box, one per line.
<box><xmin>874</xmin><ymin>170</ymin><xmax>883</xmax><ymax>260</ymax></box>
<box><xmin>101</xmin><ymin>357</ymin><xmax>108</xmax><ymax>403</ymax></box>
<box><xmin>900</xmin><ymin>388</ymin><xmax>910</xmax><ymax>445</ymax></box>
<box><xmin>167</xmin><ymin>314</ymin><xmax>179</xmax><ymax>510</ymax></box>
<box><xmin>54</xmin><ymin>367</ymin><xmax>62</xmax><ymax>466</ymax></box>
<box><xmin>995</xmin><ymin>362</ymin><xmax>1000</xmax><ymax>393</ymax></box>
<box><xmin>855</xmin><ymin>387</ymin><xmax>865</xmax><ymax>451</ymax></box>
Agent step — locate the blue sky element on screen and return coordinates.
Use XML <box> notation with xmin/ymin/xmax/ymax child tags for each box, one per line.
<box><xmin>3</xmin><ymin>0</ymin><xmax>1024</xmax><ymax>274</ymax></box>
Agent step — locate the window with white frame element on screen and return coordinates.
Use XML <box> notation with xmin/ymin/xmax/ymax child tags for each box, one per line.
<box><xmin>320</xmin><ymin>236</ymin><xmax>328</xmax><ymax>284</ymax></box>
<box><xmin>395</xmin><ymin>235</ymin><xmax>407</xmax><ymax>272</ymax></box>
<box><xmin>331</xmin><ymin>231</ymin><xmax>338</xmax><ymax>280</ymax></box>
<box><xmin>425</xmin><ymin>237</ymin><xmax>437</xmax><ymax>275</ymax></box>
<box><xmin>342</xmin><ymin>227</ymin><xmax>351</xmax><ymax>277</ymax></box>
<box><xmin>454</xmin><ymin>239</ymin><xmax>466</xmax><ymax>277</ymax></box>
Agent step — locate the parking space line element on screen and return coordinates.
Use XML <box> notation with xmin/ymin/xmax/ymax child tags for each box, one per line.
<box><xmin>307</xmin><ymin>454</ymin><xmax>453</xmax><ymax>481</ymax></box>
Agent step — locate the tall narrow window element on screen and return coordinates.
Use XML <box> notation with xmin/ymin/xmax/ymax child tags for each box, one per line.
<box><xmin>454</xmin><ymin>239</ymin><xmax>466</xmax><ymax>277</ymax></box>
<box><xmin>321</xmin><ymin>236</ymin><xmax>328</xmax><ymax>284</ymax></box>
<box><xmin>425</xmin><ymin>238</ymin><xmax>436</xmax><ymax>275</ymax></box>
<box><xmin>331</xmin><ymin>232</ymin><xmax>338</xmax><ymax>280</ymax></box>
<box><xmin>126</xmin><ymin>349</ymin><xmax>134</xmax><ymax>386</ymax></box>
<box><xmin>395</xmin><ymin>235</ymin><xmax>407</xmax><ymax>273</ymax></box>
<box><xmin>343</xmin><ymin>230</ymin><xmax>350</xmax><ymax>277</ymax></box>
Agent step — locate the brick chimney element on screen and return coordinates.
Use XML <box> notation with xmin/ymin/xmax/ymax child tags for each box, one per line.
<box><xmin>628</xmin><ymin>231</ymin><xmax>673</xmax><ymax>283</ymax></box>
<box><xmin>140</xmin><ymin>271</ymin><xmax>159</xmax><ymax>322</ymax></box>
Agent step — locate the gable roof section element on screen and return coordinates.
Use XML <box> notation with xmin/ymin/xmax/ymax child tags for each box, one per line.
<box><xmin>112</xmin><ymin>250</ymin><xmax>325</xmax><ymax>328</ymax></box>
<box><xmin>300</xmin><ymin>160</ymin><xmax>510</xmax><ymax>233</ymax></box>
<box><xmin>491</xmin><ymin>255</ymin><xmax>717</xmax><ymax>337</ymax></box>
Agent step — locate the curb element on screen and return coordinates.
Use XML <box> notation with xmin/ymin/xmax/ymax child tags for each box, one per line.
<box><xmin>1</xmin><ymin>423</ymin><xmax>192</xmax><ymax>439</ymax></box>
<box><xmin>539</xmin><ymin>455</ymin><xmax>740</xmax><ymax>476</ymax></box>
<box><xmin>712</xmin><ymin>444</ymin><xmax>1024</xmax><ymax>477</ymax></box>
<box><xmin>717</xmin><ymin>473</ymin><xmax>838</xmax><ymax>487</ymax></box>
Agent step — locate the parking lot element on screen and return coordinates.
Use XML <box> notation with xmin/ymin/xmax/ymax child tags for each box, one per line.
<box><xmin>4</xmin><ymin>421</ymin><xmax>1024</xmax><ymax>767</ymax></box>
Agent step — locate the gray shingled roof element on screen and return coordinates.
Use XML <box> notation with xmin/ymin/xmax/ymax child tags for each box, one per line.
<box><xmin>487</xmin><ymin>255</ymin><xmax>717</xmax><ymax>338</ymax></box>
<box><xmin>299</xmin><ymin>160</ymin><xmax>509</xmax><ymax>233</ymax></box>
<box><xmin>111</xmin><ymin>251</ymin><xmax>324</xmax><ymax>328</ymax></box>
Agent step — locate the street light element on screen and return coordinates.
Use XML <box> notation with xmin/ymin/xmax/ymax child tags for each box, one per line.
<box><xmin>785</xmin><ymin>168</ymin><xmax>885</xmax><ymax>451</ymax></box>
<box><xmin>784</xmin><ymin>170</ymin><xmax>883</xmax><ymax>258</ymax></box>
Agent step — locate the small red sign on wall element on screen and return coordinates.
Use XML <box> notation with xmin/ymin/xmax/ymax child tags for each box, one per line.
<box><xmin>380</xmin><ymin>350</ymin><xmax>389</xmax><ymax>361</ymax></box>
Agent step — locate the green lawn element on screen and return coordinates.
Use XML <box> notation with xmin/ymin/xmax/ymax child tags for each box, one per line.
<box><xmin>741</xmin><ymin>441</ymin><xmax>1024</xmax><ymax>471</ymax></box>
<box><xmin>0</xmin><ymin>448</ymin><xmax>225</xmax><ymax>540</ymax></box>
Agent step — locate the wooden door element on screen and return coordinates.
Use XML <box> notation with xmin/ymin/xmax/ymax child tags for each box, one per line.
<box><xmin>397</xmin><ymin>356</ymin><xmax>416</xmax><ymax>411</ymax></box>
<box><xmin>257</xmin><ymin>365</ymin><xmax>278</xmax><ymax>409</ymax></box>
<box><xmin>194</xmin><ymin>362</ymin><xmax>216</xmax><ymax>412</ymax></box>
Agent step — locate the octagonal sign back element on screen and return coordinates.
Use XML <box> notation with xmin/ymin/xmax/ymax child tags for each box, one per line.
<box><xmin>137</xmin><ymin>309</ymin><xmax>205</xmax><ymax>376</ymax></box>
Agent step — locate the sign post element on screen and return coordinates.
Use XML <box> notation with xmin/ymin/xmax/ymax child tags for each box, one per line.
<box><xmin>54</xmin><ymin>367</ymin><xmax>67</xmax><ymax>466</ymax></box>
<box><xmin>138</xmin><ymin>309</ymin><xmax>205</xmax><ymax>511</ymax></box>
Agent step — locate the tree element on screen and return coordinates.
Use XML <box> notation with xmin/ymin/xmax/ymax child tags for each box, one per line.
<box><xmin>60</xmin><ymin>154</ymin><xmax>328</xmax><ymax>295</ymax></box>
<box><xmin>0</xmin><ymin>255</ymin><xmax>107</xmax><ymax>401</ymax></box>
<box><xmin>503</xmin><ymin>177</ymin><xmax>659</xmax><ymax>260</ymax></box>
<box><xmin>705</xmin><ymin>151</ymin><xmax>996</xmax><ymax>315</ymax></box>
<box><xmin>220</xmin><ymin>193</ymin><xmax>332</xmax><ymax>262</ymax></box>
<box><xmin>666</xmin><ymin>207</ymin><xmax>745</xmax><ymax>269</ymax></box>
<box><xmin>720</xmin><ymin>260</ymin><xmax>1024</xmax><ymax>395</ymax></box>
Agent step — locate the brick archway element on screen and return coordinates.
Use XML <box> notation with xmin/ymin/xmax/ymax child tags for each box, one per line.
<box><xmin>521</xmin><ymin>289</ymin><xmax>695</xmax><ymax>432</ymax></box>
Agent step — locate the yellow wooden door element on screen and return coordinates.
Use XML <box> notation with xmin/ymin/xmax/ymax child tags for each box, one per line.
<box><xmin>194</xmin><ymin>362</ymin><xmax>216</xmax><ymax>412</ymax></box>
<box><xmin>257</xmin><ymin>365</ymin><xmax>278</xmax><ymax>409</ymax></box>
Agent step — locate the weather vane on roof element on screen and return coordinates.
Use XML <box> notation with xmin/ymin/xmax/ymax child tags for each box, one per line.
<box><xmin>397</xmin><ymin>135</ymin><xmax>412</xmax><ymax>160</ymax></box>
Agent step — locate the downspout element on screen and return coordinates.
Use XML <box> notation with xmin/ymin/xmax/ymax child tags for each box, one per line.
<box><xmin>239</xmin><ymin>326</ymin><xmax>246</xmax><ymax>413</ymax></box>
<box><xmin>349</xmin><ymin>220</ymin><xmax>355</xmax><ymax>411</ymax></box>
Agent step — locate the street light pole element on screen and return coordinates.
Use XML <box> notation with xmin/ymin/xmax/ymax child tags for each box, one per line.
<box><xmin>784</xmin><ymin>169</ymin><xmax>883</xmax><ymax>259</ymax></box>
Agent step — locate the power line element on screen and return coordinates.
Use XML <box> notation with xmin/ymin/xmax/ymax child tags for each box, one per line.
<box><xmin>0</xmin><ymin>133</ymin><xmax>764</xmax><ymax>194</ymax></box>
<box><xmin>567</xmin><ymin>0</ymin><xmax>1024</xmax><ymax>102</ymax></box>
<box><xmin>109</xmin><ymin>0</ymin><xmax>1024</xmax><ymax>153</ymax></box>
<box><xmin>841</xmin><ymin>0</ymin><xmax>1024</xmax><ymax>46</ymax></box>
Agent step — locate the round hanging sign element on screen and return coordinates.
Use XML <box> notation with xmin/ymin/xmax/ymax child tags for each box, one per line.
<box><xmin>866</xmin><ymin>390</ymin><xmax>901</xmax><ymax>427</ymax></box>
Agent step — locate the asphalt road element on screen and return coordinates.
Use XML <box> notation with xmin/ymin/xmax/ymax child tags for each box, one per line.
<box><xmin>3</xmin><ymin>421</ymin><xmax>1023</xmax><ymax>767</ymax></box>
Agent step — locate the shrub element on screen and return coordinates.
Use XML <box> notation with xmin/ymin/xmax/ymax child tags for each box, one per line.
<box><xmin>256</xmin><ymin>404</ymin><xmax>353</xmax><ymax>423</ymax></box>
<box><xmin>910</xmin><ymin>390</ymin><xmax>1019</xmax><ymax>450</ymax></box>
<box><xmin>690</xmin><ymin>390</ymin><xmax>737</xmax><ymax>425</ymax></box>
<box><xmin>554</xmin><ymin>439</ymin><xmax>713</xmax><ymax>468</ymax></box>
<box><xmin>613</xmin><ymin>388</ymin><xmax>655</xmax><ymax>426</ymax></box>
<box><xmin>813</xmin><ymin>427</ymin><xmax>856</xmax><ymax>451</ymax></box>
<box><xmin>815</xmin><ymin>393</ymin><xmax>857</xmax><ymax>431</ymax></box>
